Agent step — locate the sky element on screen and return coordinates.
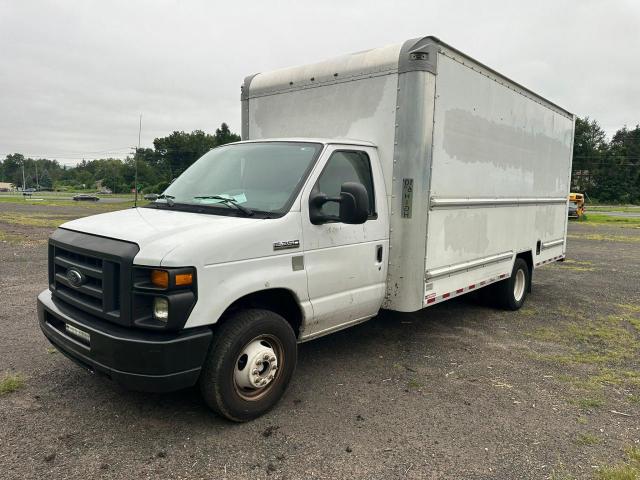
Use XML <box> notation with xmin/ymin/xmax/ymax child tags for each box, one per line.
<box><xmin>1</xmin><ymin>0</ymin><xmax>639</xmax><ymax>165</ymax></box>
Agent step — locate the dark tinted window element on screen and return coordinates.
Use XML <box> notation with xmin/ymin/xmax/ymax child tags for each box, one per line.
<box><xmin>315</xmin><ymin>150</ymin><xmax>375</xmax><ymax>217</ymax></box>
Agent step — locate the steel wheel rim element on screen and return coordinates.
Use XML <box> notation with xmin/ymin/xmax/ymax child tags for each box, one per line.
<box><xmin>232</xmin><ymin>334</ymin><xmax>284</xmax><ymax>401</ymax></box>
<box><xmin>513</xmin><ymin>269</ymin><xmax>525</xmax><ymax>302</ymax></box>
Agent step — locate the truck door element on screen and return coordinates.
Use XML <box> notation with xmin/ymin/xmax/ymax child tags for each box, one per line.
<box><xmin>301</xmin><ymin>145</ymin><xmax>388</xmax><ymax>337</ymax></box>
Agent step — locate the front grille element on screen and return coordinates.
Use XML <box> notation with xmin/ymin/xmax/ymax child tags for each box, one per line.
<box><xmin>49</xmin><ymin>229</ymin><xmax>139</xmax><ymax>327</ymax></box>
<box><xmin>52</xmin><ymin>245</ymin><xmax>119</xmax><ymax>316</ymax></box>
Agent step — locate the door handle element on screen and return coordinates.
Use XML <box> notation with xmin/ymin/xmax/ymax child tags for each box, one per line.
<box><xmin>376</xmin><ymin>245</ymin><xmax>383</xmax><ymax>263</ymax></box>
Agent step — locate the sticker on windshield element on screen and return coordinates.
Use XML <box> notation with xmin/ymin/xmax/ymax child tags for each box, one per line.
<box><xmin>199</xmin><ymin>193</ymin><xmax>247</xmax><ymax>204</ymax></box>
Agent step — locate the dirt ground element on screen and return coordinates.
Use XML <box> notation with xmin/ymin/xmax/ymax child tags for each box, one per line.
<box><xmin>1</xmin><ymin>201</ymin><xmax>639</xmax><ymax>479</ymax></box>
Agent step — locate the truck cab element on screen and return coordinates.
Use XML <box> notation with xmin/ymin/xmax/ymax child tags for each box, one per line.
<box><xmin>39</xmin><ymin>139</ymin><xmax>388</xmax><ymax>421</ymax></box>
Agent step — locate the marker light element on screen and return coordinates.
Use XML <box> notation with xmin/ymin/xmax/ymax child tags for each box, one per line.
<box><xmin>175</xmin><ymin>273</ymin><xmax>193</xmax><ymax>286</ymax></box>
<box><xmin>153</xmin><ymin>297</ymin><xmax>169</xmax><ymax>322</ymax></box>
<box><xmin>151</xmin><ymin>270</ymin><xmax>169</xmax><ymax>288</ymax></box>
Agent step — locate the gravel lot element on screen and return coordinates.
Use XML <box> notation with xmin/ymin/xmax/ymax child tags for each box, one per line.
<box><xmin>1</xmin><ymin>202</ymin><xmax>639</xmax><ymax>479</ymax></box>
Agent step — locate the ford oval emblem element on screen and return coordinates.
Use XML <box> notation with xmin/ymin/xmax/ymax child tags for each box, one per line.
<box><xmin>66</xmin><ymin>269</ymin><xmax>85</xmax><ymax>288</ymax></box>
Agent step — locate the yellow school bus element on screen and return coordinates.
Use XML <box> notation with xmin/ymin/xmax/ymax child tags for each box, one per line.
<box><xmin>568</xmin><ymin>193</ymin><xmax>585</xmax><ymax>219</ymax></box>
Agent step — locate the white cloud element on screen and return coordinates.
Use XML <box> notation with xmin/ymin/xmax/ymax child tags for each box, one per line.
<box><xmin>1</xmin><ymin>0</ymin><xmax>638</xmax><ymax>164</ymax></box>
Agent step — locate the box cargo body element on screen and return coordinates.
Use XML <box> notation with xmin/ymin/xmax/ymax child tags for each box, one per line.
<box><xmin>241</xmin><ymin>35</ymin><xmax>575</xmax><ymax>312</ymax></box>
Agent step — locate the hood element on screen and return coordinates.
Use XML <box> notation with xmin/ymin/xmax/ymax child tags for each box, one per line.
<box><xmin>59</xmin><ymin>207</ymin><xmax>302</xmax><ymax>268</ymax></box>
<box><xmin>61</xmin><ymin>207</ymin><xmax>257</xmax><ymax>244</ymax></box>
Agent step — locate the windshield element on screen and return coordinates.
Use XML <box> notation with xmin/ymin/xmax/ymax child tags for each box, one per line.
<box><xmin>159</xmin><ymin>142</ymin><xmax>322</xmax><ymax>215</ymax></box>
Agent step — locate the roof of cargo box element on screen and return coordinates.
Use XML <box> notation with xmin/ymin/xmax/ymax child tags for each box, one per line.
<box><xmin>242</xmin><ymin>36</ymin><xmax>573</xmax><ymax>119</ymax></box>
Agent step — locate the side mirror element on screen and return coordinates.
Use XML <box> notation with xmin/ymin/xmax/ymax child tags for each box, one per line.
<box><xmin>338</xmin><ymin>182</ymin><xmax>369</xmax><ymax>224</ymax></box>
<box><xmin>309</xmin><ymin>182</ymin><xmax>369</xmax><ymax>225</ymax></box>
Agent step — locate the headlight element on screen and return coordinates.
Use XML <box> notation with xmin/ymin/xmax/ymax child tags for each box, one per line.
<box><xmin>153</xmin><ymin>297</ymin><xmax>169</xmax><ymax>322</ymax></box>
<box><xmin>150</xmin><ymin>269</ymin><xmax>193</xmax><ymax>289</ymax></box>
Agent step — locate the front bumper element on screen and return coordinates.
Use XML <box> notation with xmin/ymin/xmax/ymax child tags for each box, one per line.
<box><xmin>38</xmin><ymin>290</ymin><xmax>212</xmax><ymax>392</ymax></box>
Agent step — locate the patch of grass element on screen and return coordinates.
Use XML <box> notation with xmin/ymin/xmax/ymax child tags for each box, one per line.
<box><xmin>596</xmin><ymin>446</ymin><xmax>640</xmax><ymax>480</ymax></box>
<box><xmin>518</xmin><ymin>306</ymin><xmax>537</xmax><ymax>317</ymax></box>
<box><xmin>588</xmin><ymin>206</ymin><xmax>640</xmax><ymax>213</ymax></box>
<box><xmin>407</xmin><ymin>378</ymin><xmax>423</xmax><ymax>390</ymax></box>
<box><xmin>555</xmin><ymin>264</ymin><xmax>595</xmax><ymax>272</ymax></box>
<box><xmin>574</xmin><ymin>432</ymin><xmax>600</xmax><ymax>446</ymax></box>
<box><xmin>576</xmin><ymin>416</ymin><xmax>588</xmax><ymax>425</ymax></box>
<box><xmin>628</xmin><ymin>395</ymin><xmax>640</xmax><ymax>405</ymax></box>
<box><xmin>572</xmin><ymin>397</ymin><xmax>604</xmax><ymax>409</ymax></box>
<box><xmin>584</xmin><ymin>213</ymin><xmax>640</xmax><ymax>227</ymax></box>
<box><xmin>563</xmin><ymin>259</ymin><xmax>594</xmax><ymax>266</ymax></box>
<box><xmin>0</xmin><ymin>230</ymin><xmax>26</xmax><ymax>244</ymax></box>
<box><xmin>567</xmin><ymin>233</ymin><xmax>640</xmax><ymax>243</ymax></box>
<box><xmin>0</xmin><ymin>212</ymin><xmax>71</xmax><ymax>228</ymax></box>
<box><xmin>0</xmin><ymin>374</ymin><xmax>25</xmax><ymax>395</ymax></box>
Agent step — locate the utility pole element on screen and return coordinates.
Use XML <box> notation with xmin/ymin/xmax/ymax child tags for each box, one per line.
<box><xmin>135</xmin><ymin>114</ymin><xmax>142</xmax><ymax>207</ymax></box>
<box><xmin>35</xmin><ymin>161</ymin><xmax>39</xmax><ymax>190</ymax></box>
<box><xmin>22</xmin><ymin>160</ymin><xmax>26</xmax><ymax>192</ymax></box>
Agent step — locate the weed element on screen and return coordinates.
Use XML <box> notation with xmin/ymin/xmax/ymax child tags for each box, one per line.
<box><xmin>0</xmin><ymin>374</ymin><xmax>25</xmax><ymax>395</ymax></box>
<box><xmin>572</xmin><ymin>398</ymin><xmax>604</xmax><ymax>409</ymax></box>
<box><xmin>574</xmin><ymin>432</ymin><xmax>600</xmax><ymax>446</ymax></box>
<box><xmin>596</xmin><ymin>446</ymin><xmax>640</xmax><ymax>480</ymax></box>
<box><xmin>407</xmin><ymin>378</ymin><xmax>423</xmax><ymax>389</ymax></box>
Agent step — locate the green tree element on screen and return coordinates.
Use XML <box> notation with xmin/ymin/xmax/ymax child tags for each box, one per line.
<box><xmin>215</xmin><ymin>122</ymin><xmax>241</xmax><ymax>145</ymax></box>
<box><xmin>39</xmin><ymin>169</ymin><xmax>53</xmax><ymax>190</ymax></box>
<box><xmin>572</xmin><ymin>117</ymin><xmax>608</xmax><ymax>193</ymax></box>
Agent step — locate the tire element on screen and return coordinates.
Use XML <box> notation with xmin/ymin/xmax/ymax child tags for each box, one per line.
<box><xmin>199</xmin><ymin>309</ymin><xmax>297</xmax><ymax>422</ymax></box>
<box><xmin>493</xmin><ymin>258</ymin><xmax>530</xmax><ymax>310</ymax></box>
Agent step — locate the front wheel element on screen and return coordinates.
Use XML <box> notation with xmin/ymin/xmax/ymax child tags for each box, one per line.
<box><xmin>493</xmin><ymin>258</ymin><xmax>530</xmax><ymax>310</ymax></box>
<box><xmin>199</xmin><ymin>309</ymin><xmax>297</xmax><ymax>422</ymax></box>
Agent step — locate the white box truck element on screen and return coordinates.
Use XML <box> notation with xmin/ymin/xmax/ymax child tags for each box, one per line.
<box><xmin>38</xmin><ymin>36</ymin><xmax>574</xmax><ymax>421</ymax></box>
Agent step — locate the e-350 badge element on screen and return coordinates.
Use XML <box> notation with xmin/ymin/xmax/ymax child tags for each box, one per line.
<box><xmin>273</xmin><ymin>240</ymin><xmax>300</xmax><ymax>251</ymax></box>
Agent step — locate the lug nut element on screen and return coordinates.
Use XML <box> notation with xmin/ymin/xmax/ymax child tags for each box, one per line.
<box><xmin>270</xmin><ymin>356</ymin><xmax>276</xmax><ymax>362</ymax></box>
<box><xmin>263</xmin><ymin>353</ymin><xmax>270</xmax><ymax>360</ymax></box>
<box><xmin>252</xmin><ymin>369</ymin><xmax>259</xmax><ymax>375</ymax></box>
<box><xmin>256</xmin><ymin>359</ymin><xmax>262</xmax><ymax>366</ymax></box>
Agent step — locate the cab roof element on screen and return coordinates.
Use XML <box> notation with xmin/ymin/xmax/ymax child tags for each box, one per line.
<box><xmin>232</xmin><ymin>138</ymin><xmax>377</xmax><ymax>148</ymax></box>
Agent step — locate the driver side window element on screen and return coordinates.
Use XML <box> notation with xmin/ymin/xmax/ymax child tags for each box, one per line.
<box><xmin>314</xmin><ymin>150</ymin><xmax>375</xmax><ymax>218</ymax></box>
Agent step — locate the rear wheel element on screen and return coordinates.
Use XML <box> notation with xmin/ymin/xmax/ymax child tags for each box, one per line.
<box><xmin>199</xmin><ymin>309</ymin><xmax>297</xmax><ymax>422</ymax></box>
<box><xmin>493</xmin><ymin>258</ymin><xmax>530</xmax><ymax>310</ymax></box>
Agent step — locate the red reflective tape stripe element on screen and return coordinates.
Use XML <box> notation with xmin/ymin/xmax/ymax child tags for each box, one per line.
<box><xmin>499</xmin><ymin>274</ymin><xmax>506</xmax><ymax>278</ymax></box>
<box><xmin>442</xmin><ymin>292</ymin><xmax>450</xmax><ymax>299</ymax></box>
<box><xmin>456</xmin><ymin>288</ymin><xmax>464</xmax><ymax>294</ymax></box>
<box><xmin>469</xmin><ymin>284</ymin><xmax>475</xmax><ymax>289</ymax></box>
<box><xmin>427</xmin><ymin>298</ymin><xmax>435</xmax><ymax>304</ymax></box>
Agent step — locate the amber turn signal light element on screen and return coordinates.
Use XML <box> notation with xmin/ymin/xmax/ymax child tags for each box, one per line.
<box><xmin>150</xmin><ymin>270</ymin><xmax>169</xmax><ymax>288</ymax></box>
<box><xmin>175</xmin><ymin>273</ymin><xmax>193</xmax><ymax>286</ymax></box>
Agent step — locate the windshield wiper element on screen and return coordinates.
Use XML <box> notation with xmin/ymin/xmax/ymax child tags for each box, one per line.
<box><xmin>193</xmin><ymin>195</ymin><xmax>254</xmax><ymax>216</ymax></box>
<box><xmin>155</xmin><ymin>194</ymin><xmax>175</xmax><ymax>206</ymax></box>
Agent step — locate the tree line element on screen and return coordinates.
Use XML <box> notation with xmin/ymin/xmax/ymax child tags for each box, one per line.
<box><xmin>1</xmin><ymin>119</ymin><xmax>639</xmax><ymax>203</ymax></box>
<box><xmin>0</xmin><ymin>123</ymin><xmax>240</xmax><ymax>194</ymax></box>
<box><xmin>572</xmin><ymin>118</ymin><xmax>640</xmax><ymax>203</ymax></box>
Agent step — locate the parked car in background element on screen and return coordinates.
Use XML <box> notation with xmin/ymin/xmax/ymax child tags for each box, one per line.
<box><xmin>143</xmin><ymin>193</ymin><xmax>159</xmax><ymax>201</ymax></box>
<box><xmin>72</xmin><ymin>194</ymin><xmax>99</xmax><ymax>201</ymax></box>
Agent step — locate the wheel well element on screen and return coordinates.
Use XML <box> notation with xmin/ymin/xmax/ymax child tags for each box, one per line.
<box><xmin>220</xmin><ymin>289</ymin><xmax>303</xmax><ymax>337</ymax></box>
<box><xmin>516</xmin><ymin>250</ymin><xmax>533</xmax><ymax>292</ymax></box>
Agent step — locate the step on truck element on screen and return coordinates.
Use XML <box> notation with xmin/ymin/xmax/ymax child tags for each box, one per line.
<box><xmin>38</xmin><ymin>36</ymin><xmax>575</xmax><ymax>421</ymax></box>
